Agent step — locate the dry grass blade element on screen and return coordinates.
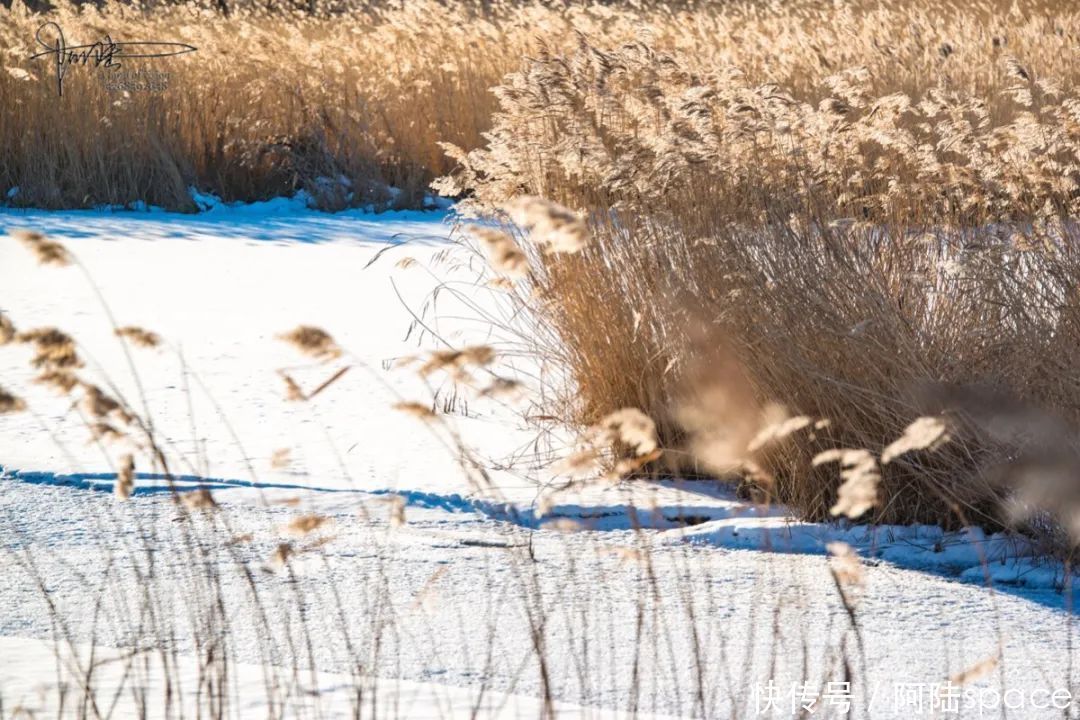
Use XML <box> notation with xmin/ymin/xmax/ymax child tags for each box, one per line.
<box><xmin>881</xmin><ymin>416</ymin><xmax>950</xmax><ymax>464</ymax></box>
<box><xmin>82</xmin><ymin>385</ymin><xmax>132</xmax><ymax>424</ymax></box>
<box><xmin>815</xmin><ymin>449</ymin><xmax>880</xmax><ymax>519</ymax></box>
<box><xmin>306</xmin><ymin>366</ymin><xmax>351</xmax><ymax>400</ymax></box>
<box><xmin>283</xmin><ymin>514</ymin><xmax>332</xmax><ymax>536</ymax></box>
<box><xmin>0</xmin><ymin>386</ymin><xmax>27</xmax><ymax>414</ymax></box>
<box><xmin>607</xmin><ymin>449</ymin><xmax>664</xmax><ymax>481</ymax></box>
<box><xmin>270</xmin><ymin>448</ymin><xmax>292</xmax><ymax>469</ymax></box>
<box><xmin>0</xmin><ymin>313</ymin><xmax>15</xmax><ymax>345</ymax></box>
<box><xmin>826</xmin><ymin>542</ymin><xmax>864</xmax><ymax>588</ymax></box>
<box><xmin>556</xmin><ymin>448</ymin><xmax>602</xmax><ymax>477</ymax></box>
<box><xmin>34</xmin><ymin>370</ymin><xmax>80</xmax><ymax>395</ymax></box>
<box><xmin>279</xmin><ymin>326</ymin><xmax>341</xmax><ymax>361</ymax></box>
<box><xmin>11</xmin><ymin>229</ymin><xmax>71</xmax><ymax>267</ymax></box>
<box><xmin>17</xmin><ymin>327</ymin><xmax>81</xmax><ymax>369</ymax></box>
<box><xmin>115</xmin><ymin>454</ymin><xmax>135</xmax><ymax>501</ymax></box>
<box><xmin>89</xmin><ymin>422</ymin><xmax>124</xmax><ymax>443</ymax></box>
<box><xmin>949</xmin><ymin>653</ymin><xmax>1000</xmax><ymax>685</ymax></box>
<box><xmin>503</xmin><ymin>197</ymin><xmax>589</xmax><ymax>255</ymax></box>
<box><xmin>418</xmin><ymin>346</ymin><xmax>496</xmax><ymax>379</ymax></box>
<box><xmin>269</xmin><ymin>543</ymin><xmax>293</xmax><ymax>570</ymax></box>
<box><xmin>115</xmin><ymin>326</ymin><xmax>162</xmax><ymax>348</ymax></box>
<box><xmin>393</xmin><ymin>401</ymin><xmax>437</xmax><ymax>420</ymax></box>
<box><xmin>387</xmin><ymin>495</ymin><xmax>406</xmax><ymax>529</ymax></box>
<box><xmin>747</xmin><ymin>413</ymin><xmax>815</xmax><ymax>453</ymax></box>
<box><xmin>280</xmin><ymin>373</ymin><xmax>306</xmax><ymax>402</ymax></box>
<box><xmin>181</xmin><ymin>489</ymin><xmax>218</xmax><ymax>511</ymax></box>
<box><xmin>469</xmin><ymin>226</ymin><xmax>529</xmax><ymax>278</ymax></box>
<box><xmin>480</xmin><ymin>377</ymin><xmax>523</xmax><ymax>400</ymax></box>
<box><xmin>594</xmin><ymin>408</ymin><xmax>658</xmax><ymax>456</ymax></box>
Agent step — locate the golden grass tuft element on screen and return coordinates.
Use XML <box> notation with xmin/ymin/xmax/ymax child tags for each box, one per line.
<box><xmin>0</xmin><ymin>386</ymin><xmax>27</xmax><ymax>414</ymax></box>
<box><xmin>115</xmin><ymin>326</ymin><xmax>162</xmax><ymax>349</ymax></box>
<box><xmin>16</xmin><ymin>327</ymin><xmax>82</xmax><ymax>370</ymax></box>
<box><xmin>418</xmin><ymin>346</ymin><xmax>496</xmax><ymax>380</ymax></box>
<box><xmin>278</xmin><ymin>326</ymin><xmax>341</xmax><ymax>361</ymax></box>
<box><xmin>283</xmin><ymin>514</ymin><xmax>332</xmax><ymax>536</ymax></box>
<box><xmin>11</xmin><ymin>229</ymin><xmax>71</xmax><ymax>266</ymax></box>
<box><xmin>468</xmin><ymin>226</ymin><xmax>529</xmax><ymax>279</ymax></box>
<box><xmin>82</xmin><ymin>384</ymin><xmax>132</xmax><ymax>425</ymax></box>
<box><xmin>34</xmin><ymin>370</ymin><xmax>80</xmax><ymax>395</ymax></box>
<box><xmin>814</xmin><ymin>450</ymin><xmax>881</xmax><ymax>520</ymax></box>
<box><xmin>591</xmin><ymin>408</ymin><xmax>658</xmax><ymax>457</ymax></box>
<box><xmin>502</xmin><ymin>197</ymin><xmax>590</xmax><ymax>255</ymax></box>
<box><xmin>88</xmin><ymin>421</ymin><xmax>124</xmax><ymax>443</ymax></box>
<box><xmin>393</xmin><ymin>401</ymin><xmax>436</xmax><ymax>420</ymax></box>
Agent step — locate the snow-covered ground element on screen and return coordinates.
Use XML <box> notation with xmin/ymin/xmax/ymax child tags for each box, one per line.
<box><xmin>1</xmin><ymin>200</ymin><xmax>1079</xmax><ymax>718</ymax></box>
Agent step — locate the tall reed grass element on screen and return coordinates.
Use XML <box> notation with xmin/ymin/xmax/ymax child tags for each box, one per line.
<box><xmin>1</xmin><ymin>0</ymin><xmax>512</xmax><ymax>209</ymax></box>
<box><xmin>441</xmin><ymin>0</ymin><xmax>1080</xmax><ymax>537</ymax></box>
<box><xmin>6</xmin><ymin>0</ymin><xmax>1080</xmax><ymax>533</ymax></box>
<box><xmin>0</xmin><ymin>0</ymin><xmax>719</xmax><ymax>211</ymax></box>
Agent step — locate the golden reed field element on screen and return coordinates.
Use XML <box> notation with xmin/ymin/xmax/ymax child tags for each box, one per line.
<box><xmin>5</xmin><ymin>0</ymin><xmax>1080</xmax><ymax>547</ymax></box>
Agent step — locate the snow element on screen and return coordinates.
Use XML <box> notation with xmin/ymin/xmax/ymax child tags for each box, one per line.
<box><xmin>0</xmin><ymin>637</ymin><xmax>652</xmax><ymax>719</ymax></box>
<box><xmin>1</xmin><ymin>201</ymin><xmax>1079</xmax><ymax>718</ymax></box>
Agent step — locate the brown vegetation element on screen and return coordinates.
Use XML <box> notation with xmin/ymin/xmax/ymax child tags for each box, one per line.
<box><xmin>441</xmin><ymin>0</ymin><xmax>1080</xmax><ymax>532</ymax></box>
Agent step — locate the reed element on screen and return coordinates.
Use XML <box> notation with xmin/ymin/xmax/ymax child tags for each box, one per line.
<box><xmin>442</xmin><ymin>0</ymin><xmax>1080</xmax><ymax>535</ymax></box>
